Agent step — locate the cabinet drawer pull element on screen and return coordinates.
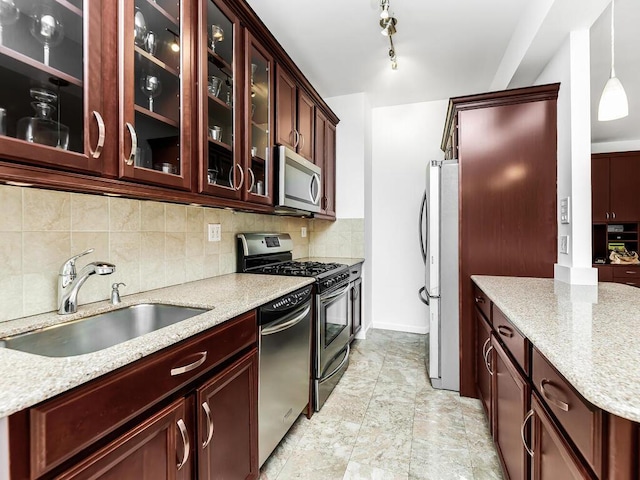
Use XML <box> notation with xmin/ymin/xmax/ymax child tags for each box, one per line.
<box><xmin>475</xmin><ymin>296</ymin><xmax>485</xmax><ymax>304</ymax></box>
<box><xmin>90</xmin><ymin>111</ymin><xmax>105</xmax><ymax>159</ymax></box>
<box><xmin>481</xmin><ymin>337</ymin><xmax>490</xmax><ymax>358</ymax></box>
<box><xmin>124</xmin><ymin>122</ymin><xmax>137</xmax><ymax>166</ymax></box>
<box><xmin>540</xmin><ymin>379</ymin><xmax>570</xmax><ymax>412</ymax></box>
<box><xmin>170</xmin><ymin>351</ymin><xmax>207</xmax><ymax>376</ymax></box>
<box><xmin>497</xmin><ymin>325</ymin><xmax>514</xmax><ymax>338</ymax></box>
<box><xmin>606</xmin><ymin>212</ymin><xmax>610</xmax><ymax>219</ymax></box>
<box><xmin>484</xmin><ymin>344</ymin><xmax>494</xmax><ymax>376</ymax></box>
<box><xmin>202</xmin><ymin>401</ymin><xmax>214</xmax><ymax>449</ymax></box>
<box><xmin>176</xmin><ymin>418</ymin><xmax>190</xmax><ymax>470</ymax></box>
<box><xmin>612</xmin><ymin>212</ymin><xmax>616</xmax><ymax>219</ymax></box>
<box><xmin>246</xmin><ymin>167</ymin><xmax>255</xmax><ymax>193</ymax></box>
<box><xmin>521</xmin><ymin>409</ymin><xmax>534</xmax><ymax>457</ymax></box>
<box><xmin>625</xmin><ymin>271</ymin><xmax>638</xmax><ymax>275</ymax></box>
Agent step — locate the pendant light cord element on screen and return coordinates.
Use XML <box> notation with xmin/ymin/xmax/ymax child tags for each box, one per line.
<box><xmin>610</xmin><ymin>0</ymin><xmax>616</xmax><ymax>77</ymax></box>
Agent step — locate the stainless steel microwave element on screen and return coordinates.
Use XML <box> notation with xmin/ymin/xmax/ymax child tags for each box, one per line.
<box><xmin>276</xmin><ymin>146</ymin><xmax>322</xmax><ymax>214</ymax></box>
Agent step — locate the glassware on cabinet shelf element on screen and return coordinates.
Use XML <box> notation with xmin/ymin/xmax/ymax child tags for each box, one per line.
<box><xmin>134</xmin><ymin>7</ymin><xmax>147</xmax><ymax>48</ymax></box>
<box><xmin>140</xmin><ymin>74</ymin><xmax>161</xmax><ymax>112</ymax></box>
<box><xmin>144</xmin><ymin>30</ymin><xmax>157</xmax><ymax>56</ymax></box>
<box><xmin>251</xmin><ymin>63</ymin><xmax>257</xmax><ymax>85</ymax></box>
<box><xmin>17</xmin><ymin>88</ymin><xmax>69</xmax><ymax>149</ymax></box>
<box><xmin>0</xmin><ymin>0</ymin><xmax>19</xmax><ymax>46</ymax></box>
<box><xmin>208</xmin><ymin>76</ymin><xmax>222</xmax><ymax>97</ymax></box>
<box><xmin>29</xmin><ymin>4</ymin><xmax>65</xmax><ymax>67</ymax></box>
<box><xmin>210</xmin><ymin>25</ymin><xmax>223</xmax><ymax>52</ymax></box>
<box><xmin>0</xmin><ymin>107</ymin><xmax>6</xmax><ymax>135</ymax></box>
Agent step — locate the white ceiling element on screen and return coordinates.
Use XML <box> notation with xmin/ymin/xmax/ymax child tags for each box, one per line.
<box><xmin>246</xmin><ymin>0</ymin><xmax>638</xmax><ymax>145</ymax></box>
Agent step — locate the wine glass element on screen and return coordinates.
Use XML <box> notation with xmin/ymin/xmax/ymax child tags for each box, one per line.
<box><xmin>134</xmin><ymin>7</ymin><xmax>147</xmax><ymax>47</ymax></box>
<box><xmin>30</xmin><ymin>4</ymin><xmax>64</xmax><ymax>66</ymax></box>
<box><xmin>210</xmin><ymin>25</ymin><xmax>223</xmax><ymax>52</ymax></box>
<box><xmin>140</xmin><ymin>74</ymin><xmax>161</xmax><ymax>112</ymax></box>
<box><xmin>0</xmin><ymin>0</ymin><xmax>19</xmax><ymax>46</ymax></box>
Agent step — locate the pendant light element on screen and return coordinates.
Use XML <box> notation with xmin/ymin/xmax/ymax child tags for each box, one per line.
<box><xmin>598</xmin><ymin>0</ymin><xmax>628</xmax><ymax>121</ymax></box>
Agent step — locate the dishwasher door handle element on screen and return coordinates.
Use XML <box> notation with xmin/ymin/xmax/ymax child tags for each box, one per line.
<box><xmin>261</xmin><ymin>304</ymin><xmax>311</xmax><ymax>336</ymax></box>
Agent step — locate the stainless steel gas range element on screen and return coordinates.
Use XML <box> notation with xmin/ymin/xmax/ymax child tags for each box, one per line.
<box><xmin>237</xmin><ymin>233</ymin><xmax>351</xmax><ymax>412</ymax></box>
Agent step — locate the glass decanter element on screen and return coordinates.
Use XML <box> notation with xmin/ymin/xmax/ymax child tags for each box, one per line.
<box><xmin>17</xmin><ymin>88</ymin><xmax>69</xmax><ymax>149</ymax></box>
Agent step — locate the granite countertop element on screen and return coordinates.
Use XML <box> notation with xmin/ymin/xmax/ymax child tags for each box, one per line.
<box><xmin>0</xmin><ymin>274</ymin><xmax>314</xmax><ymax>418</ymax></box>
<box><xmin>298</xmin><ymin>257</ymin><xmax>365</xmax><ymax>267</ymax></box>
<box><xmin>472</xmin><ymin>275</ymin><xmax>640</xmax><ymax>422</ymax></box>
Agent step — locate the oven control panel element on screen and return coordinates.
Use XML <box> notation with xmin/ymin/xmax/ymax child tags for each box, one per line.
<box><xmin>265</xmin><ymin>286</ymin><xmax>313</xmax><ymax>312</ymax></box>
<box><xmin>319</xmin><ymin>272</ymin><xmax>351</xmax><ymax>292</ymax></box>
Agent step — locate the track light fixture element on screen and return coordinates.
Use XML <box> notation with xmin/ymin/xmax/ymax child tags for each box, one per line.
<box><xmin>379</xmin><ymin>1</ymin><xmax>398</xmax><ymax>69</ymax></box>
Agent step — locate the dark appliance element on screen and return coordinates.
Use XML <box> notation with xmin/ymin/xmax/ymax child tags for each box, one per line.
<box><xmin>237</xmin><ymin>233</ymin><xmax>351</xmax><ymax>412</ymax></box>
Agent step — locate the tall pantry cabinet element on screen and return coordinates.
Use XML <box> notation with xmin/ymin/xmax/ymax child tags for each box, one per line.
<box><xmin>442</xmin><ymin>84</ymin><xmax>559</xmax><ymax>398</ymax></box>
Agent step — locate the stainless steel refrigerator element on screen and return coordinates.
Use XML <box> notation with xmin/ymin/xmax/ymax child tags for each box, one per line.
<box><xmin>418</xmin><ymin>159</ymin><xmax>459</xmax><ymax>391</ymax></box>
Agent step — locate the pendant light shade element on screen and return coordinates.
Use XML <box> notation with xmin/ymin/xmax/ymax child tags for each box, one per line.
<box><xmin>598</xmin><ymin>0</ymin><xmax>628</xmax><ymax>122</ymax></box>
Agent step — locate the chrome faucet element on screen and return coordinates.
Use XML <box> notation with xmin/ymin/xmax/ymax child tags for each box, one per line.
<box><xmin>58</xmin><ymin>248</ymin><xmax>116</xmax><ymax>315</ymax></box>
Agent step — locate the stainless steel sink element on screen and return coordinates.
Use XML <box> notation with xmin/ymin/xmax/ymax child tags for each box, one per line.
<box><xmin>0</xmin><ymin>304</ymin><xmax>209</xmax><ymax>357</ymax></box>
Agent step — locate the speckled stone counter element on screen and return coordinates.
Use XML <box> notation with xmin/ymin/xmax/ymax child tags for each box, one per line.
<box><xmin>472</xmin><ymin>275</ymin><xmax>640</xmax><ymax>422</ymax></box>
<box><xmin>297</xmin><ymin>256</ymin><xmax>364</xmax><ymax>267</ymax></box>
<box><xmin>0</xmin><ymin>274</ymin><xmax>313</xmax><ymax>418</ymax></box>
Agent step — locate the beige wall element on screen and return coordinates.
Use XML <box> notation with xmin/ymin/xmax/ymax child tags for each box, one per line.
<box><xmin>309</xmin><ymin>218</ymin><xmax>365</xmax><ymax>258</ymax></box>
<box><xmin>0</xmin><ymin>185</ymin><xmax>311</xmax><ymax>322</ymax></box>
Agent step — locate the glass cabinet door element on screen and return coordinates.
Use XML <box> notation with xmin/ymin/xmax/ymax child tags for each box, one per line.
<box><xmin>199</xmin><ymin>0</ymin><xmax>241</xmax><ymax>199</ymax></box>
<box><xmin>120</xmin><ymin>0</ymin><xmax>192</xmax><ymax>189</ymax></box>
<box><xmin>244</xmin><ymin>32</ymin><xmax>273</xmax><ymax>205</ymax></box>
<box><xmin>0</xmin><ymin>0</ymin><xmax>104</xmax><ymax>173</ymax></box>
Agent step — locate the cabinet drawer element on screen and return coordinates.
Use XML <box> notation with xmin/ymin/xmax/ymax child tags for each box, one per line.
<box><xmin>612</xmin><ymin>267</ymin><xmax>640</xmax><ymax>280</ymax></box>
<box><xmin>532</xmin><ymin>348</ymin><xmax>603</xmax><ymax>477</ymax></box>
<box><xmin>30</xmin><ymin>311</ymin><xmax>257</xmax><ymax>478</ymax></box>
<box><xmin>473</xmin><ymin>284</ymin><xmax>491</xmax><ymax>321</ymax></box>
<box><xmin>492</xmin><ymin>305</ymin><xmax>529</xmax><ymax>375</ymax></box>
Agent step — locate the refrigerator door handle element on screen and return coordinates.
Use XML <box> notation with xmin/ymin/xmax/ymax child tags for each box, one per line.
<box><xmin>418</xmin><ymin>286</ymin><xmax>430</xmax><ymax>306</ymax></box>
<box><xmin>419</xmin><ymin>191</ymin><xmax>427</xmax><ymax>264</ymax></box>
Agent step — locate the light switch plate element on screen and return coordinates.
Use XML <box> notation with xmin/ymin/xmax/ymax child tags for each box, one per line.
<box><xmin>560</xmin><ymin>197</ymin><xmax>570</xmax><ymax>224</ymax></box>
<box><xmin>301</xmin><ymin>227</ymin><xmax>307</xmax><ymax>238</ymax></box>
<box><xmin>207</xmin><ymin>224</ymin><xmax>221</xmax><ymax>242</ymax></box>
<box><xmin>560</xmin><ymin>235</ymin><xmax>569</xmax><ymax>255</ymax></box>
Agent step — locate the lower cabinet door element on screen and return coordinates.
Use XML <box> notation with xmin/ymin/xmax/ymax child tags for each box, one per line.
<box><xmin>531</xmin><ymin>394</ymin><xmax>595</xmax><ymax>480</ymax></box>
<box><xmin>197</xmin><ymin>348</ymin><xmax>259</xmax><ymax>480</ymax></box>
<box><xmin>57</xmin><ymin>398</ymin><xmax>191</xmax><ymax>480</ymax></box>
<box><xmin>493</xmin><ymin>336</ymin><xmax>530</xmax><ymax>480</ymax></box>
<box><xmin>475</xmin><ymin>308</ymin><xmax>493</xmax><ymax>427</ymax></box>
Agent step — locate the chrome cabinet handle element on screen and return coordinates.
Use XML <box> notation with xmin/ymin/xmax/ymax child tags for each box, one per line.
<box><xmin>233</xmin><ymin>164</ymin><xmax>245</xmax><ymax>191</ymax></box>
<box><xmin>540</xmin><ymin>379</ymin><xmax>570</xmax><ymax>411</ymax></box>
<box><xmin>481</xmin><ymin>337</ymin><xmax>490</xmax><ymax>359</ymax></box>
<box><xmin>475</xmin><ymin>296</ymin><xmax>485</xmax><ymax>304</ymax></box>
<box><xmin>90</xmin><ymin>111</ymin><xmax>105</xmax><ymax>159</ymax></box>
<box><xmin>293</xmin><ymin>130</ymin><xmax>300</xmax><ymax>148</ymax></box>
<box><xmin>484</xmin><ymin>344</ymin><xmax>494</xmax><ymax>376</ymax></box>
<box><xmin>170</xmin><ymin>351</ymin><xmax>207</xmax><ymax>376</ymax></box>
<box><xmin>497</xmin><ymin>325</ymin><xmax>514</xmax><ymax>338</ymax></box>
<box><xmin>310</xmin><ymin>173</ymin><xmax>321</xmax><ymax>204</ymax></box>
<box><xmin>246</xmin><ymin>167</ymin><xmax>255</xmax><ymax>193</ymax></box>
<box><xmin>202</xmin><ymin>401</ymin><xmax>214</xmax><ymax>449</ymax></box>
<box><xmin>612</xmin><ymin>212</ymin><xmax>616</xmax><ymax>219</ymax></box>
<box><xmin>606</xmin><ymin>212</ymin><xmax>610</xmax><ymax>219</ymax></box>
<box><xmin>300</xmin><ymin>132</ymin><xmax>305</xmax><ymax>151</ymax></box>
<box><xmin>124</xmin><ymin>122</ymin><xmax>137</xmax><ymax>166</ymax></box>
<box><xmin>625</xmin><ymin>270</ymin><xmax>638</xmax><ymax>275</ymax></box>
<box><xmin>521</xmin><ymin>409</ymin><xmax>534</xmax><ymax>457</ymax></box>
<box><xmin>176</xmin><ymin>418</ymin><xmax>190</xmax><ymax>470</ymax></box>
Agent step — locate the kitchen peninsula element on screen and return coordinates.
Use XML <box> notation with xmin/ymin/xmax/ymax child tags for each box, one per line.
<box><xmin>472</xmin><ymin>275</ymin><xmax>640</xmax><ymax>479</ymax></box>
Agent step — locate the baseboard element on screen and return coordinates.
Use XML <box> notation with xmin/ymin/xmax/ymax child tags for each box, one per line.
<box><xmin>371</xmin><ymin>321</ymin><xmax>428</xmax><ymax>335</ymax></box>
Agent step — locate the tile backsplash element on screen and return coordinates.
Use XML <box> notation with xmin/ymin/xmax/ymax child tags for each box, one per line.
<box><xmin>0</xmin><ymin>185</ymin><xmax>311</xmax><ymax>321</ymax></box>
<box><xmin>309</xmin><ymin>218</ymin><xmax>365</xmax><ymax>258</ymax></box>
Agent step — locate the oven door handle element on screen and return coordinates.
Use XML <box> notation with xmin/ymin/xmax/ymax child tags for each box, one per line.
<box><xmin>319</xmin><ymin>344</ymin><xmax>350</xmax><ymax>382</ymax></box>
<box><xmin>322</xmin><ymin>283</ymin><xmax>350</xmax><ymax>301</ymax></box>
<box><xmin>262</xmin><ymin>304</ymin><xmax>311</xmax><ymax>336</ymax></box>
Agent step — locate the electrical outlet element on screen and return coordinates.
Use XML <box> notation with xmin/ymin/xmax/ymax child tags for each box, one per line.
<box><xmin>207</xmin><ymin>223</ymin><xmax>221</xmax><ymax>242</ymax></box>
<box><xmin>301</xmin><ymin>227</ymin><xmax>307</xmax><ymax>238</ymax></box>
<box><xmin>560</xmin><ymin>197</ymin><xmax>571</xmax><ymax>224</ymax></box>
<box><xmin>560</xmin><ymin>235</ymin><xmax>569</xmax><ymax>255</ymax></box>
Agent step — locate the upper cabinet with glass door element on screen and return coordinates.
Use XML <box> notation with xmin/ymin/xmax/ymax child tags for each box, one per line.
<box><xmin>244</xmin><ymin>31</ymin><xmax>273</xmax><ymax>205</ymax></box>
<box><xmin>0</xmin><ymin>0</ymin><xmax>105</xmax><ymax>173</ymax></box>
<box><xmin>198</xmin><ymin>0</ymin><xmax>241</xmax><ymax>199</ymax></box>
<box><xmin>119</xmin><ymin>0</ymin><xmax>192</xmax><ymax>189</ymax></box>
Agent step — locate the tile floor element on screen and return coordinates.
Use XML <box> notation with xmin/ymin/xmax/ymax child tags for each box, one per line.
<box><xmin>259</xmin><ymin>329</ymin><xmax>504</xmax><ymax>480</ymax></box>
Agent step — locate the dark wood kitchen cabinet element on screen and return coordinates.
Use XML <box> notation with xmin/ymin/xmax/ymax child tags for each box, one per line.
<box><xmin>314</xmin><ymin>108</ymin><xmax>337</xmax><ymax>218</ymax></box>
<box><xmin>0</xmin><ymin>1</ymin><xmax>107</xmax><ymax>174</ymax></box>
<box><xmin>493</xmin><ymin>335</ymin><xmax>530</xmax><ymax>480</ymax></box>
<box><xmin>444</xmin><ymin>84</ymin><xmax>559</xmax><ymax>398</ymax></box>
<box><xmin>7</xmin><ymin>311</ymin><xmax>258</xmax><ymax>479</ymax></box>
<box><xmin>197</xmin><ymin>350</ymin><xmax>258</xmax><ymax>480</ymax></box>
<box><xmin>474</xmin><ymin>305</ymin><xmax>493</xmax><ymax>426</ymax></box>
<box><xmin>276</xmin><ymin>65</ymin><xmax>315</xmax><ymax>163</ymax></box>
<box><xmin>591</xmin><ymin>153</ymin><xmax>640</xmax><ymax>223</ymax></box>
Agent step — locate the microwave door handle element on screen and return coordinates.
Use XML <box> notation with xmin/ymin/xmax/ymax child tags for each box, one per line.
<box><xmin>310</xmin><ymin>173</ymin><xmax>321</xmax><ymax>205</ymax></box>
<box><xmin>419</xmin><ymin>191</ymin><xmax>427</xmax><ymax>264</ymax></box>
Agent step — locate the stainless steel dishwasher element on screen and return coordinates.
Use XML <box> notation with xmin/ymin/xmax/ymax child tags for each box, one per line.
<box><xmin>258</xmin><ymin>285</ymin><xmax>312</xmax><ymax>467</ymax></box>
